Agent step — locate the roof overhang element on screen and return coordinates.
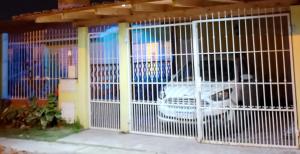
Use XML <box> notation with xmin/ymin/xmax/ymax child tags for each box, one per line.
<box><xmin>12</xmin><ymin>0</ymin><xmax>300</xmax><ymax>27</ymax></box>
<box><xmin>0</xmin><ymin>21</ymin><xmax>73</xmax><ymax>33</ymax></box>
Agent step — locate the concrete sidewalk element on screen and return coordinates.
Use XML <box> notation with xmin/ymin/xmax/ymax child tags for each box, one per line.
<box><xmin>0</xmin><ymin>137</ymin><xmax>153</xmax><ymax>154</ymax></box>
<box><xmin>0</xmin><ymin>129</ymin><xmax>300</xmax><ymax>154</ymax></box>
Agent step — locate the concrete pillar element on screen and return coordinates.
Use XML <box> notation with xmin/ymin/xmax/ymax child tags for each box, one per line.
<box><xmin>119</xmin><ymin>23</ymin><xmax>131</xmax><ymax>133</ymax></box>
<box><xmin>1</xmin><ymin>33</ymin><xmax>8</xmax><ymax>99</ymax></box>
<box><xmin>291</xmin><ymin>5</ymin><xmax>300</xmax><ymax>147</ymax></box>
<box><xmin>76</xmin><ymin>27</ymin><xmax>89</xmax><ymax>128</ymax></box>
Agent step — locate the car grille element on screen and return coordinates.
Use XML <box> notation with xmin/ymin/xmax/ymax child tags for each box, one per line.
<box><xmin>165</xmin><ymin>98</ymin><xmax>196</xmax><ymax>106</ymax></box>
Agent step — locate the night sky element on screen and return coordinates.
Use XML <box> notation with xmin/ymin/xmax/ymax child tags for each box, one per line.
<box><xmin>0</xmin><ymin>0</ymin><xmax>58</xmax><ymax>20</ymax></box>
<box><xmin>0</xmin><ymin>0</ymin><xmax>114</xmax><ymax>21</ymax></box>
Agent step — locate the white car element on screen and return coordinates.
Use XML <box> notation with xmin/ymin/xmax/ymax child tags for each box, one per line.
<box><xmin>157</xmin><ymin>56</ymin><xmax>254</xmax><ymax>125</ymax></box>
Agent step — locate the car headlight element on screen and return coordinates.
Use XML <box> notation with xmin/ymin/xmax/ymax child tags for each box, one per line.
<box><xmin>158</xmin><ymin>90</ymin><xmax>166</xmax><ymax>99</ymax></box>
<box><xmin>211</xmin><ymin>89</ymin><xmax>232</xmax><ymax>101</ymax></box>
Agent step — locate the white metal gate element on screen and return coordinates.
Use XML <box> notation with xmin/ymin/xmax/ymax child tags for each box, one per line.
<box><xmin>129</xmin><ymin>9</ymin><xmax>297</xmax><ymax>147</ymax></box>
<box><xmin>130</xmin><ymin>19</ymin><xmax>197</xmax><ymax>137</ymax></box>
<box><xmin>89</xmin><ymin>25</ymin><xmax>120</xmax><ymax>130</ymax></box>
<box><xmin>8</xmin><ymin>27</ymin><xmax>78</xmax><ymax>99</ymax></box>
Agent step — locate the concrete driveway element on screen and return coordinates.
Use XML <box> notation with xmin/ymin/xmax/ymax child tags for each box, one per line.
<box><xmin>58</xmin><ymin>129</ymin><xmax>300</xmax><ymax>154</ymax></box>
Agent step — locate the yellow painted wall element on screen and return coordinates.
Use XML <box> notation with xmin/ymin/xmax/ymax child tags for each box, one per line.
<box><xmin>76</xmin><ymin>27</ymin><xmax>89</xmax><ymax>128</ymax></box>
<box><xmin>291</xmin><ymin>5</ymin><xmax>300</xmax><ymax>146</ymax></box>
<box><xmin>119</xmin><ymin>23</ymin><xmax>131</xmax><ymax>132</ymax></box>
<box><xmin>58</xmin><ymin>27</ymin><xmax>89</xmax><ymax>128</ymax></box>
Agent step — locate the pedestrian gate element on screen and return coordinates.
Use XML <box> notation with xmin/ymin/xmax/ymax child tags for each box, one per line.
<box><xmin>89</xmin><ymin>9</ymin><xmax>297</xmax><ymax>147</ymax></box>
<box><xmin>89</xmin><ymin>25</ymin><xmax>120</xmax><ymax>130</ymax></box>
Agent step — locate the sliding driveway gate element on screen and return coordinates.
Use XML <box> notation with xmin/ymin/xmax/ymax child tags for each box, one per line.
<box><xmin>129</xmin><ymin>9</ymin><xmax>297</xmax><ymax>147</ymax></box>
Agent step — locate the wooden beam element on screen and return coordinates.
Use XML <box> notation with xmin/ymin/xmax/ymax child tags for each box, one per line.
<box><xmin>62</xmin><ymin>9</ymin><xmax>96</xmax><ymax>20</ymax></box>
<box><xmin>36</xmin><ymin>14</ymin><xmax>72</xmax><ymax>23</ymax></box>
<box><xmin>111</xmin><ymin>4</ymin><xmax>132</xmax><ymax>9</ymax></box>
<box><xmin>95</xmin><ymin>8</ymin><xmax>131</xmax><ymax>16</ymax></box>
<box><xmin>150</xmin><ymin>0</ymin><xmax>241</xmax><ymax>7</ymax></box>
<box><xmin>208</xmin><ymin>0</ymin><xmax>243</xmax><ymax>3</ymax></box>
<box><xmin>149</xmin><ymin>0</ymin><xmax>172</xmax><ymax>5</ymax></box>
<box><xmin>172</xmin><ymin>0</ymin><xmax>208</xmax><ymax>7</ymax></box>
<box><xmin>74</xmin><ymin>0</ymin><xmax>295</xmax><ymax>26</ymax></box>
<box><xmin>132</xmin><ymin>3</ymin><xmax>167</xmax><ymax>12</ymax></box>
<box><xmin>129</xmin><ymin>0</ymin><xmax>164</xmax><ymax>4</ymax></box>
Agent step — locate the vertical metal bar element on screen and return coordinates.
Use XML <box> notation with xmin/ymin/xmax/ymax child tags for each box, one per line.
<box><xmin>217</xmin><ymin>11</ymin><xmax>225</xmax><ymax>142</ymax></box>
<box><xmin>24</xmin><ymin>32</ymin><xmax>27</xmax><ymax>99</ymax></box>
<box><xmin>135</xmin><ymin>23</ymin><xmax>141</xmax><ymax>132</ymax></box>
<box><xmin>193</xmin><ymin>20</ymin><xmax>203</xmax><ymax>142</ymax></box>
<box><xmin>16</xmin><ymin>34</ymin><xmax>20</xmax><ymax>99</ymax></box>
<box><xmin>230</xmin><ymin>9</ymin><xmax>239</xmax><ymax>143</ymax></box>
<box><xmin>112</xmin><ymin>26</ymin><xmax>116</xmax><ymax>129</ymax></box>
<box><xmin>250</xmin><ymin>9</ymin><xmax>259</xmax><ymax>145</ymax></box>
<box><xmin>24</xmin><ymin>32</ymin><xmax>26</xmax><ymax>99</ymax></box>
<box><xmin>205</xmin><ymin>14</ymin><xmax>212</xmax><ymax>141</ymax></box>
<box><xmin>18</xmin><ymin>34</ymin><xmax>21</xmax><ymax>98</ymax></box>
<box><xmin>264</xmin><ymin>10</ymin><xmax>273</xmax><ymax>145</ymax></box>
<box><xmin>183</xmin><ymin>17</ymin><xmax>188</xmax><ymax>137</ymax></box>
<box><xmin>33</xmin><ymin>31</ymin><xmax>36</xmax><ymax>99</ymax></box>
<box><xmin>280</xmin><ymin>13</ymin><xmax>287</xmax><ymax>146</ymax></box>
<box><xmin>12</xmin><ymin>34</ymin><xmax>17</xmax><ymax>98</ymax></box>
<box><xmin>257</xmin><ymin>9</ymin><xmax>266</xmax><ymax>145</ymax></box>
<box><xmin>271</xmin><ymin>11</ymin><xmax>280</xmax><ymax>145</ymax></box>
<box><xmin>166</xmin><ymin>19</ymin><xmax>172</xmax><ymax>136</ymax></box>
<box><xmin>38</xmin><ymin>30</ymin><xmax>41</xmax><ymax>99</ymax></box>
<box><xmin>224</xmin><ymin>10</ymin><xmax>231</xmax><ymax>142</ymax></box>
<box><xmin>33</xmin><ymin>30</ymin><xmax>36</xmax><ymax>98</ymax></box>
<box><xmin>189</xmin><ymin>17</ymin><xmax>194</xmax><ymax>137</ymax></box>
<box><xmin>29</xmin><ymin>31</ymin><xmax>33</xmax><ymax>98</ymax></box>
<box><xmin>237</xmin><ymin>9</ymin><xmax>246</xmax><ymax>144</ymax></box>
<box><xmin>144</xmin><ymin>22</ymin><xmax>149</xmax><ymax>133</ymax></box>
<box><xmin>15</xmin><ymin>34</ymin><xmax>18</xmax><ymax>99</ymax></box>
<box><xmin>136</xmin><ymin>22</ymin><xmax>141</xmax><ymax>132</ymax></box>
<box><xmin>244</xmin><ymin>9</ymin><xmax>252</xmax><ymax>144</ymax></box>
<box><xmin>153</xmin><ymin>20</ymin><xmax>157</xmax><ymax>134</ymax></box>
<box><xmin>211</xmin><ymin>12</ymin><xmax>218</xmax><ymax>142</ymax></box>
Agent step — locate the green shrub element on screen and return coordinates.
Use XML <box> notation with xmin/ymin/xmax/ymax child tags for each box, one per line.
<box><xmin>39</xmin><ymin>94</ymin><xmax>62</xmax><ymax>129</ymax></box>
<box><xmin>0</xmin><ymin>94</ymin><xmax>62</xmax><ymax>129</ymax></box>
<box><xmin>26</xmin><ymin>94</ymin><xmax>62</xmax><ymax>129</ymax></box>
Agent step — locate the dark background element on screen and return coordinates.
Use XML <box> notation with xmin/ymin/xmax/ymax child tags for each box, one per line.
<box><xmin>0</xmin><ymin>0</ymin><xmax>114</xmax><ymax>20</ymax></box>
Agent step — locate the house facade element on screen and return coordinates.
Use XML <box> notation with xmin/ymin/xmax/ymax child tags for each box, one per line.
<box><xmin>2</xmin><ymin>0</ymin><xmax>300</xmax><ymax>148</ymax></box>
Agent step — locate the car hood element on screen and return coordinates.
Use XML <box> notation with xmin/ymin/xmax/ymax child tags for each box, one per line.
<box><xmin>163</xmin><ymin>81</ymin><xmax>235</xmax><ymax>99</ymax></box>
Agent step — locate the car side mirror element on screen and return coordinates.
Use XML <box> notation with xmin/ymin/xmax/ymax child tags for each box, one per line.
<box><xmin>241</xmin><ymin>74</ymin><xmax>253</xmax><ymax>82</ymax></box>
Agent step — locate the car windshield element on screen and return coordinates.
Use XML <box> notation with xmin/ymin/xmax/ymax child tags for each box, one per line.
<box><xmin>174</xmin><ymin>60</ymin><xmax>235</xmax><ymax>82</ymax></box>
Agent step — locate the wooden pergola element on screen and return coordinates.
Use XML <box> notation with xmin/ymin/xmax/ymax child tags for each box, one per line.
<box><xmin>11</xmin><ymin>0</ymin><xmax>300</xmax><ymax>26</ymax></box>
